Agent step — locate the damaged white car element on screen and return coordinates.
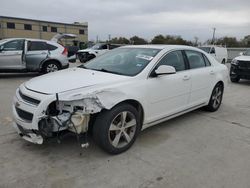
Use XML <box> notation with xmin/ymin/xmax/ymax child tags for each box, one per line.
<box><xmin>13</xmin><ymin>45</ymin><xmax>228</xmax><ymax>154</ymax></box>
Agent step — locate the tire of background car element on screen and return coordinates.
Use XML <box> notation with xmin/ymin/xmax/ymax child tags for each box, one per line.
<box><xmin>230</xmin><ymin>67</ymin><xmax>240</xmax><ymax>83</ymax></box>
<box><xmin>92</xmin><ymin>103</ymin><xmax>141</xmax><ymax>154</ymax></box>
<box><xmin>221</xmin><ymin>59</ymin><xmax>226</xmax><ymax>64</ymax></box>
<box><xmin>78</xmin><ymin>53</ymin><xmax>87</xmax><ymax>63</ymax></box>
<box><xmin>204</xmin><ymin>82</ymin><xmax>224</xmax><ymax>112</ymax></box>
<box><xmin>86</xmin><ymin>54</ymin><xmax>96</xmax><ymax>62</ymax></box>
<box><xmin>42</xmin><ymin>61</ymin><xmax>61</xmax><ymax>74</ymax></box>
<box><xmin>230</xmin><ymin>76</ymin><xmax>240</xmax><ymax>83</ymax></box>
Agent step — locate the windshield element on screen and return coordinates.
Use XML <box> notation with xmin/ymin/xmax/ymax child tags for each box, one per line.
<box><xmin>79</xmin><ymin>48</ymin><xmax>160</xmax><ymax>76</ymax></box>
<box><xmin>244</xmin><ymin>50</ymin><xmax>250</xmax><ymax>56</ymax></box>
<box><xmin>199</xmin><ymin>47</ymin><xmax>211</xmax><ymax>53</ymax></box>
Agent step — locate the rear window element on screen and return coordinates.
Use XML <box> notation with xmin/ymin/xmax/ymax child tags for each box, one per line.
<box><xmin>185</xmin><ymin>50</ymin><xmax>206</xmax><ymax>69</ymax></box>
<box><xmin>47</xmin><ymin>43</ymin><xmax>58</xmax><ymax>51</ymax></box>
<box><xmin>28</xmin><ymin>41</ymin><xmax>47</xmax><ymax>51</ymax></box>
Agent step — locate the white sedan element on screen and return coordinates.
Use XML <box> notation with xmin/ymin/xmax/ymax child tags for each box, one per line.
<box><xmin>13</xmin><ymin>45</ymin><xmax>228</xmax><ymax>154</ymax></box>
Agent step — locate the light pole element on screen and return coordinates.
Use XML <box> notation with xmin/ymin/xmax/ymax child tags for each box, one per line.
<box><xmin>212</xmin><ymin>28</ymin><xmax>216</xmax><ymax>44</ymax></box>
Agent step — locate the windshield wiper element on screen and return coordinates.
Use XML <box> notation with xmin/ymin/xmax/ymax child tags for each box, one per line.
<box><xmin>95</xmin><ymin>68</ymin><xmax>122</xmax><ymax>75</ymax></box>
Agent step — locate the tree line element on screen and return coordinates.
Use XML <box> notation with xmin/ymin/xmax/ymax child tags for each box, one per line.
<box><xmin>107</xmin><ymin>35</ymin><xmax>250</xmax><ymax>47</ymax></box>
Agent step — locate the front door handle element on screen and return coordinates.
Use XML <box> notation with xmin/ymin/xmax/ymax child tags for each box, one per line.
<box><xmin>183</xmin><ymin>75</ymin><xmax>191</xmax><ymax>81</ymax></box>
<box><xmin>210</xmin><ymin>70</ymin><xmax>215</xmax><ymax>75</ymax></box>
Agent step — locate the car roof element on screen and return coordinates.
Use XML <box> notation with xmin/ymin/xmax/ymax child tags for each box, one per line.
<box><xmin>1</xmin><ymin>38</ymin><xmax>53</xmax><ymax>43</ymax></box>
<box><xmin>120</xmin><ymin>45</ymin><xmax>201</xmax><ymax>51</ymax></box>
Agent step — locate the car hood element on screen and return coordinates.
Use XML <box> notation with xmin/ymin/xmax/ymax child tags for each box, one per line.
<box><xmin>235</xmin><ymin>56</ymin><xmax>250</xmax><ymax>61</ymax></box>
<box><xmin>25</xmin><ymin>68</ymin><xmax>129</xmax><ymax>94</ymax></box>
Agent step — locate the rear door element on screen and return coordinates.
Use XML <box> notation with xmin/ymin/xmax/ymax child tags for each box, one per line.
<box><xmin>0</xmin><ymin>39</ymin><xmax>25</xmax><ymax>69</ymax></box>
<box><xmin>25</xmin><ymin>41</ymin><xmax>49</xmax><ymax>71</ymax></box>
<box><xmin>184</xmin><ymin>50</ymin><xmax>215</xmax><ymax>107</ymax></box>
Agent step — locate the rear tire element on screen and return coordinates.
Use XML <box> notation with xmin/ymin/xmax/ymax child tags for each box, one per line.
<box><xmin>205</xmin><ymin>83</ymin><xmax>224</xmax><ymax>112</ymax></box>
<box><xmin>42</xmin><ymin>61</ymin><xmax>60</xmax><ymax>74</ymax></box>
<box><xmin>93</xmin><ymin>104</ymin><xmax>140</xmax><ymax>154</ymax></box>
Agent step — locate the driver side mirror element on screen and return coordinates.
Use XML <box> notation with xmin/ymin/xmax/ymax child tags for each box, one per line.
<box><xmin>154</xmin><ymin>65</ymin><xmax>176</xmax><ymax>76</ymax></box>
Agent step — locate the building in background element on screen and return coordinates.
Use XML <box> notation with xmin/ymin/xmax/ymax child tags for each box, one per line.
<box><xmin>0</xmin><ymin>16</ymin><xmax>88</xmax><ymax>48</ymax></box>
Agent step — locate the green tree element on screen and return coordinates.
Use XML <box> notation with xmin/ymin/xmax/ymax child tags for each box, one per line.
<box><xmin>151</xmin><ymin>35</ymin><xmax>193</xmax><ymax>45</ymax></box>
<box><xmin>109</xmin><ymin>37</ymin><xmax>130</xmax><ymax>44</ymax></box>
<box><xmin>130</xmin><ymin>36</ymin><xmax>148</xmax><ymax>45</ymax></box>
<box><xmin>151</xmin><ymin>35</ymin><xmax>166</xmax><ymax>44</ymax></box>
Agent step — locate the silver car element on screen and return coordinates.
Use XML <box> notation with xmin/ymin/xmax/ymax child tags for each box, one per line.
<box><xmin>0</xmin><ymin>38</ymin><xmax>69</xmax><ymax>73</ymax></box>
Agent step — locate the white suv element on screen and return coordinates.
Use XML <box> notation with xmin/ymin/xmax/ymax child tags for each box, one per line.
<box><xmin>0</xmin><ymin>38</ymin><xmax>69</xmax><ymax>73</ymax></box>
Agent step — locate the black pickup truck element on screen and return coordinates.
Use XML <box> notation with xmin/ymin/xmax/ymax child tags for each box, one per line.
<box><xmin>230</xmin><ymin>50</ymin><xmax>250</xmax><ymax>82</ymax></box>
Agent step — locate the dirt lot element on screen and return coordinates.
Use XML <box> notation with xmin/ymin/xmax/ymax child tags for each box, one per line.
<box><xmin>0</xmin><ymin>63</ymin><xmax>250</xmax><ymax>188</ymax></box>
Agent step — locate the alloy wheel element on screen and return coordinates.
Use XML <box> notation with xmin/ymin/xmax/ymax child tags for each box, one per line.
<box><xmin>46</xmin><ymin>64</ymin><xmax>59</xmax><ymax>73</ymax></box>
<box><xmin>212</xmin><ymin>86</ymin><xmax>222</xmax><ymax>109</ymax></box>
<box><xmin>108</xmin><ymin>111</ymin><xmax>137</xmax><ymax>148</ymax></box>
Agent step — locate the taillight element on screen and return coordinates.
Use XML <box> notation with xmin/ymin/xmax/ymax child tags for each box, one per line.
<box><xmin>62</xmin><ymin>47</ymin><xmax>68</xmax><ymax>56</ymax></box>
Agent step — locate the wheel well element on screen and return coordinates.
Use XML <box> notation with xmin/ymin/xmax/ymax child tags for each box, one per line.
<box><xmin>88</xmin><ymin>99</ymin><xmax>145</xmax><ymax>133</ymax></box>
<box><xmin>217</xmin><ymin>81</ymin><xmax>224</xmax><ymax>90</ymax></box>
<box><xmin>122</xmin><ymin>99</ymin><xmax>144</xmax><ymax>124</ymax></box>
<box><xmin>41</xmin><ymin>59</ymin><xmax>61</xmax><ymax>70</ymax></box>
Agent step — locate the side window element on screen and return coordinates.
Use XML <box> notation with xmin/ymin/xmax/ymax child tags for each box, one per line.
<box><xmin>2</xmin><ymin>40</ymin><xmax>24</xmax><ymax>51</ymax></box>
<box><xmin>157</xmin><ymin>51</ymin><xmax>185</xmax><ymax>72</ymax></box>
<box><xmin>185</xmin><ymin>50</ymin><xmax>206</xmax><ymax>69</ymax></box>
<box><xmin>28</xmin><ymin>41</ymin><xmax>47</xmax><ymax>51</ymax></box>
<box><xmin>203</xmin><ymin>54</ymin><xmax>211</xmax><ymax>66</ymax></box>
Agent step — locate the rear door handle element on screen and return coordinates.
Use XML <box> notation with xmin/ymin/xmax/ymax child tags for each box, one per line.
<box><xmin>183</xmin><ymin>75</ymin><xmax>191</xmax><ymax>81</ymax></box>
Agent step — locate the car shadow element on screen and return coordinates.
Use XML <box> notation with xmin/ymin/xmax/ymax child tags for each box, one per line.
<box><xmin>236</xmin><ymin>80</ymin><xmax>250</xmax><ymax>86</ymax></box>
<box><xmin>0</xmin><ymin>73</ymin><xmax>40</xmax><ymax>79</ymax></box>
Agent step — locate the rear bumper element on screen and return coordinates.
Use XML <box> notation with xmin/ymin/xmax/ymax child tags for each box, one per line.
<box><xmin>62</xmin><ymin>63</ymin><xmax>69</xmax><ymax>69</ymax></box>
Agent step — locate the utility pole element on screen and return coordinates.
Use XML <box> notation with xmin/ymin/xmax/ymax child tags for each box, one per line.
<box><xmin>212</xmin><ymin>28</ymin><xmax>216</xmax><ymax>44</ymax></box>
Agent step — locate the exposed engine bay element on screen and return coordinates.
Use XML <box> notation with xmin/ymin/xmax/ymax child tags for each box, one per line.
<box><xmin>37</xmin><ymin>93</ymin><xmax>104</xmax><ymax>147</ymax></box>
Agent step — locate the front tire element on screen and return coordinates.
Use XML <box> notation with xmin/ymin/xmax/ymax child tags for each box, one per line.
<box><xmin>93</xmin><ymin>104</ymin><xmax>140</xmax><ymax>154</ymax></box>
<box><xmin>205</xmin><ymin>83</ymin><xmax>224</xmax><ymax>112</ymax></box>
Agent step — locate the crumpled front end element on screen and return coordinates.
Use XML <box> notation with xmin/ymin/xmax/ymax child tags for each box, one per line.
<box><xmin>13</xmin><ymin>84</ymin><xmax>127</xmax><ymax>145</ymax></box>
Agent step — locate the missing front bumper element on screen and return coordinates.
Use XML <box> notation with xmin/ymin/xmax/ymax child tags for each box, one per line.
<box><xmin>13</xmin><ymin>123</ymin><xmax>43</xmax><ymax>144</ymax></box>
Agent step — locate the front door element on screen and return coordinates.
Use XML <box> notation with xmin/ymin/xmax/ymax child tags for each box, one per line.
<box><xmin>0</xmin><ymin>39</ymin><xmax>25</xmax><ymax>69</ymax></box>
<box><xmin>146</xmin><ymin>50</ymin><xmax>192</xmax><ymax>123</ymax></box>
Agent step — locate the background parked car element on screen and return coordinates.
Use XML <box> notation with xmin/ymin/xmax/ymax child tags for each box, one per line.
<box><xmin>230</xmin><ymin>49</ymin><xmax>250</xmax><ymax>82</ymax></box>
<box><xmin>66</xmin><ymin>46</ymin><xmax>79</xmax><ymax>63</ymax></box>
<box><xmin>199</xmin><ymin>45</ymin><xmax>228</xmax><ymax>64</ymax></box>
<box><xmin>77</xmin><ymin>43</ymin><xmax>122</xmax><ymax>63</ymax></box>
<box><xmin>0</xmin><ymin>38</ymin><xmax>69</xmax><ymax>73</ymax></box>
